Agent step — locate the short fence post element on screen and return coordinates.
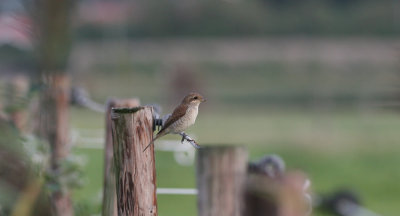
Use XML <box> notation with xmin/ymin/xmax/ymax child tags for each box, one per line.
<box><xmin>102</xmin><ymin>98</ymin><xmax>140</xmax><ymax>216</ymax></box>
<box><xmin>111</xmin><ymin>106</ymin><xmax>157</xmax><ymax>216</ymax></box>
<box><xmin>196</xmin><ymin>146</ymin><xmax>248</xmax><ymax>216</ymax></box>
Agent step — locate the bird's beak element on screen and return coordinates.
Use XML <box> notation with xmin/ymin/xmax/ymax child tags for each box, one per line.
<box><xmin>202</xmin><ymin>98</ymin><xmax>207</xmax><ymax>102</ymax></box>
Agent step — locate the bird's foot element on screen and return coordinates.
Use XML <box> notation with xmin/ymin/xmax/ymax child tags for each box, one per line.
<box><xmin>179</xmin><ymin>132</ymin><xmax>185</xmax><ymax>143</ymax></box>
<box><xmin>189</xmin><ymin>139</ymin><xmax>201</xmax><ymax>149</ymax></box>
<box><xmin>180</xmin><ymin>133</ymin><xmax>185</xmax><ymax>143</ymax></box>
<box><xmin>179</xmin><ymin>132</ymin><xmax>201</xmax><ymax>149</ymax></box>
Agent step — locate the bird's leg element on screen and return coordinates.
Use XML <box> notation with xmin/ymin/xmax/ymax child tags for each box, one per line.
<box><xmin>179</xmin><ymin>132</ymin><xmax>186</xmax><ymax>143</ymax></box>
<box><xmin>179</xmin><ymin>132</ymin><xmax>201</xmax><ymax>149</ymax></box>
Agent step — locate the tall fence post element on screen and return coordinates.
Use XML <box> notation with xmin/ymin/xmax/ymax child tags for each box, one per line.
<box><xmin>196</xmin><ymin>146</ymin><xmax>248</xmax><ymax>216</ymax></box>
<box><xmin>111</xmin><ymin>106</ymin><xmax>158</xmax><ymax>216</ymax></box>
<box><xmin>102</xmin><ymin>98</ymin><xmax>140</xmax><ymax>216</ymax></box>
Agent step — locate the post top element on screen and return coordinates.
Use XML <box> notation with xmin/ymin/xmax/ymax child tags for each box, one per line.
<box><xmin>111</xmin><ymin>106</ymin><xmax>145</xmax><ymax>114</ymax></box>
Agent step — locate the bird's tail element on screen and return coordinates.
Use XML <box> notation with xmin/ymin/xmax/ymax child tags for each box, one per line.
<box><xmin>143</xmin><ymin>130</ymin><xmax>167</xmax><ymax>152</ymax></box>
<box><xmin>143</xmin><ymin>137</ymin><xmax>156</xmax><ymax>152</ymax></box>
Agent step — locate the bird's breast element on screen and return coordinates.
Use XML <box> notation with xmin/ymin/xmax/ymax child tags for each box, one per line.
<box><xmin>171</xmin><ymin>105</ymin><xmax>198</xmax><ymax>133</ymax></box>
<box><xmin>186</xmin><ymin>105</ymin><xmax>198</xmax><ymax>125</ymax></box>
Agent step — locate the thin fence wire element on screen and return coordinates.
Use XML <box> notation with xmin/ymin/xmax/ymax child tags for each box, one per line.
<box><xmin>71</xmin><ymin>128</ymin><xmax>196</xmax><ymax>166</ymax></box>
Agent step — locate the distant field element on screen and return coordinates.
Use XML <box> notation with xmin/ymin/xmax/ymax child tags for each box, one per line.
<box><xmin>71</xmin><ymin>38</ymin><xmax>400</xmax><ymax>111</ymax></box>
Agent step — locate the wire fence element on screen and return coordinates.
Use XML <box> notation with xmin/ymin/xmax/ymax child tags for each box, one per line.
<box><xmin>72</xmin><ymin>128</ymin><xmax>196</xmax><ymax>166</ymax></box>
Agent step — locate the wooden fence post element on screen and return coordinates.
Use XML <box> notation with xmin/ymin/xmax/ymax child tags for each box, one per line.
<box><xmin>102</xmin><ymin>98</ymin><xmax>140</xmax><ymax>216</ymax></box>
<box><xmin>196</xmin><ymin>146</ymin><xmax>248</xmax><ymax>216</ymax></box>
<box><xmin>111</xmin><ymin>106</ymin><xmax>158</xmax><ymax>216</ymax></box>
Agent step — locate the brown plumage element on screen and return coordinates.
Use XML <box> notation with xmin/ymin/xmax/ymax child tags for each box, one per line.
<box><xmin>144</xmin><ymin>92</ymin><xmax>205</xmax><ymax>151</ymax></box>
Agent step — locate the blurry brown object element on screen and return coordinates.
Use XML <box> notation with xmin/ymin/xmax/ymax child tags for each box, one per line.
<box><xmin>111</xmin><ymin>107</ymin><xmax>158</xmax><ymax>216</ymax></box>
<box><xmin>196</xmin><ymin>146</ymin><xmax>248</xmax><ymax>216</ymax></box>
<box><xmin>102</xmin><ymin>98</ymin><xmax>140</xmax><ymax>216</ymax></box>
<box><xmin>169</xmin><ymin>64</ymin><xmax>203</xmax><ymax>105</ymax></box>
<box><xmin>38</xmin><ymin>75</ymin><xmax>70</xmax><ymax>168</ymax></box>
<box><xmin>39</xmin><ymin>74</ymin><xmax>73</xmax><ymax>216</ymax></box>
<box><xmin>245</xmin><ymin>170</ymin><xmax>311</xmax><ymax>216</ymax></box>
<box><xmin>278</xmin><ymin>171</ymin><xmax>311</xmax><ymax>216</ymax></box>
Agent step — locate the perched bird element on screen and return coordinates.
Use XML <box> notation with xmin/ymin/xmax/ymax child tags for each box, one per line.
<box><xmin>144</xmin><ymin>92</ymin><xmax>206</xmax><ymax>151</ymax></box>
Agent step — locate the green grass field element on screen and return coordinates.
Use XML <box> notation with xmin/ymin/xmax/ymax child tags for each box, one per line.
<box><xmin>66</xmin><ymin>39</ymin><xmax>400</xmax><ymax>215</ymax></box>
<box><xmin>70</xmin><ymin>107</ymin><xmax>400</xmax><ymax>216</ymax></box>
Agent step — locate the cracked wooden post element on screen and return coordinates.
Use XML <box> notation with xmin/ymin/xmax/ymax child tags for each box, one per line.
<box><xmin>111</xmin><ymin>106</ymin><xmax>157</xmax><ymax>216</ymax></box>
<box><xmin>196</xmin><ymin>146</ymin><xmax>248</xmax><ymax>216</ymax></box>
<box><xmin>102</xmin><ymin>98</ymin><xmax>140</xmax><ymax>216</ymax></box>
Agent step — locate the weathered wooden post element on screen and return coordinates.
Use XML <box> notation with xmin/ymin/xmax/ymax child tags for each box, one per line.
<box><xmin>102</xmin><ymin>98</ymin><xmax>140</xmax><ymax>216</ymax></box>
<box><xmin>111</xmin><ymin>106</ymin><xmax>158</xmax><ymax>216</ymax></box>
<box><xmin>196</xmin><ymin>146</ymin><xmax>248</xmax><ymax>216</ymax></box>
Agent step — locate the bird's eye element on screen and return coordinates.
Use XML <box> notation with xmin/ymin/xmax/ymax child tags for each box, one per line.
<box><xmin>194</xmin><ymin>96</ymin><xmax>198</xmax><ymax>100</ymax></box>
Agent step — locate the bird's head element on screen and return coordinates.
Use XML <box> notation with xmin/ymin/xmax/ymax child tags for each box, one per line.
<box><xmin>182</xmin><ymin>92</ymin><xmax>206</xmax><ymax>106</ymax></box>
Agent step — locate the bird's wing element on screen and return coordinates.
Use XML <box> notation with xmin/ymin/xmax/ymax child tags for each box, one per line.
<box><xmin>157</xmin><ymin>103</ymin><xmax>188</xmax><ymax>135</ymax></box>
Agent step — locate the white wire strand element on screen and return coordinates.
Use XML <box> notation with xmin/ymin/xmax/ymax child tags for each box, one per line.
<box><xmin>157</xmin><ymin>188</ymin><xmax>197</xmax><ymax>195</ymax></box>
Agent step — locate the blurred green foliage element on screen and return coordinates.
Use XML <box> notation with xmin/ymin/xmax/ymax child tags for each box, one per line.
<box><xmin>76</xmin><ymin>0</ymin><xmax>400</xmax><ymax>39</ymax></box>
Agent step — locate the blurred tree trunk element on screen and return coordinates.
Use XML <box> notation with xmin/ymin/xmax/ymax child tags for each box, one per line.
<box><xmin>33</xmin><ymin>0</ymin><xmax>74</xmax><ymax>215</ymax></box>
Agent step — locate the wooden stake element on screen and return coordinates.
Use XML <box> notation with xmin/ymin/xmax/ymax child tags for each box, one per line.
<box><xmin>102</xmin><ymin>98</ymin><xmax>140</xmax><ymax>216</ymax></box>
<box><xmin>196</xmin><ymin>146</ymin><xmax>248</xmax><ymax>216</ymax></box>
<box><xmin>111</xmin><ymin>106</ymin><xmax>157</xmax><ymax>216</ymax></box>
